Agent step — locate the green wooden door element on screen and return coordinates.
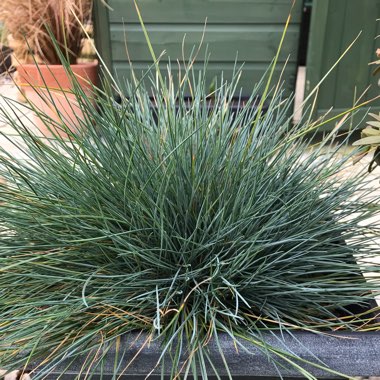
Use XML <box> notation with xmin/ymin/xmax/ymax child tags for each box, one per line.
<box><xmin>305</xmin><ymin>0</ymin><xmax>380</xmax><ymax>129</ymax></box>
<box><xmin>93</xmin><ymin>0</ymin><xmax>302</xmax><ymax>96</ymax></box>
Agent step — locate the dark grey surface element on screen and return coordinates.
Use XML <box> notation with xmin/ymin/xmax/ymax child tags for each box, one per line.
<box><xmin>38</xmin><ymin>331</ymin><xmax>380</xmax><ymax>379</ymax></box>
<box><xmin>0</xmin><ymin>46</ymin><xmax>12</xmax><ymax>74</ymax></box>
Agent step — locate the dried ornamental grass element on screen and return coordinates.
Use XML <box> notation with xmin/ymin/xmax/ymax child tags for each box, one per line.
<box><xmin>0</xmin><ymin>0</ymin><xmax>92</xmax><ymax>64</ymax></box>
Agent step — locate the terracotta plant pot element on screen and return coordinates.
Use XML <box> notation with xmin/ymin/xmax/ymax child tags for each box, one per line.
<box><xmin>16</xmin><ymin>61</ymin><xmax>98</xmax><ymax>137</ymax></box>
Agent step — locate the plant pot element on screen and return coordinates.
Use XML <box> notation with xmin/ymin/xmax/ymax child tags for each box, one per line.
<box><xmin>0</xmin><ymin>45</ymin><xmax>12</xmax><ymax>74</ymax></box>
<box><xmin>33</xmin><ymin>330</ymin><xmax>380</xmax><ymax>379</ymax></box>
<box><xmin>16</xmin><ymin>61</ymin><xmax>98</xmax><ymax>137</ymax></box>
<box><xmin>26</xmin><ymin>301</ymin><xmax>380</xmax><ymax>379</ymax></box>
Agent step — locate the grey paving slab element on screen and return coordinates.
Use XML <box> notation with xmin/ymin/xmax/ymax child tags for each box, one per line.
<box><xmin>0</xmin><ymin>81</ymin><xmax>40</xmax><ymax>160</ymax></box>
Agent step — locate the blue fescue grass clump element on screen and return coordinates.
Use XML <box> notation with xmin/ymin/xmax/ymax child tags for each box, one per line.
<box><xmin>0</xmin><ymin>13</ymin><xmax>380</xmax><ymax>380</ymax></box>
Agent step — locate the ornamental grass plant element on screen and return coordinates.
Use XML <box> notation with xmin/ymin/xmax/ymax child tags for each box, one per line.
<box><xmin>0</xmin><ymin>6</ymin><xmax>380</xmax><ymax>380</ymax></box>
<box><xmin>0</xmin><ymin>0</ymin><xmax>92</xmax><ymax>64</ymax></box>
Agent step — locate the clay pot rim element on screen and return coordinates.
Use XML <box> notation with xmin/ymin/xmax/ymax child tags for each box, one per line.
<box><xmin>18</xmin><ymin>60</ymin><xmax>98</xmax><ymax>69</ymax></box>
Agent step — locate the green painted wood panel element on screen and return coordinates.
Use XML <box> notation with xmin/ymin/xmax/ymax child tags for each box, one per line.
<box><xmin>110</xmin><ymin>24</ymin><xmax>300</xmax><ymax>63</ymax></box>
<box><xmin>109</xmin><ymin>0</ymin><xmax>302</xmax><ymax>24</ymax></box>
<box><xmin>305</xmin><ymin>0</ymin><xmax>380</xmax><ymax>129</ymax></box>
<box><xmin>93</xmin><ymin>0</ymin><xmax>112</xmax><ymax>70</ymax></box>
<box><xmin>113</xmin><ymin>63</ymin><xmax>297</xmax><ymax>95</ymax></box>
<box><xmin>94</xmin><ymin>0</ymin><xmax>302</xmax><ymax>96</ymax></box>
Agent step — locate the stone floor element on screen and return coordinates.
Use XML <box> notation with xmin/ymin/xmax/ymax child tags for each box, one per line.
<box><xmin>0</xmin><ymin>76</ymin><xmax>39</xmax><ymax>161</ymax></box>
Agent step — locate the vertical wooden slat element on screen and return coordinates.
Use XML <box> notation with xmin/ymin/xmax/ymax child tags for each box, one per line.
<box><xmin>334</xmin><ymin>0</ymin><xmax>380</xmax><ymax>106</ymax></box>
<box><xmin>92</xmin><ymin>0</ymin><xmax>113</xmax><ymax>71</ymax></box>
<box><xmin>305</xmin><ymin>0</ymin><xmax>380</xmax><ymax>129</ymax></box>
<box><xmin>319</xmin><ymin>0</ymin><xmax>348</xmax><ymax>109</ymax></box>
<box><xmin>304</xmin><ymin>0</ymin><xmax>329</xmax><ymax>96</ymax></box>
